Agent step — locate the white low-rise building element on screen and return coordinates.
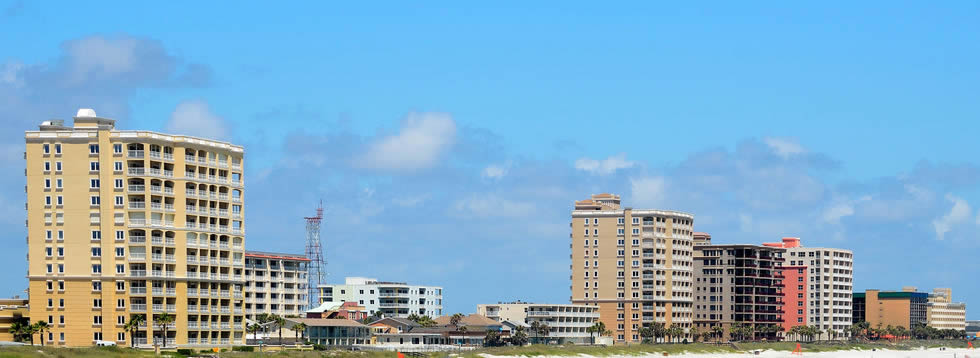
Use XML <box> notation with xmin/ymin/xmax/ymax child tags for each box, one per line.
<box><xmin>318</xmin><ymin>277</ymin><xmax>443</xmax><ymax>318</ymax></box>
<box><xmin>244</xmin><ymin>251</ymin><xmax>310</xmax><ymax>320</ymax></box>
<box><xmin>477</xmin><ymin>301</ymin><xmax>600</xmax><ymax>344</ymax></box>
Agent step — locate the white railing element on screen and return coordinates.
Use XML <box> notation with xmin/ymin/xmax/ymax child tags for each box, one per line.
<box><xmin>129</xmin><ymin>185</ymin><xmax>145</xmax><ymax>192</ymax></box>
<box><xmin>128</xmin><ymin>150</ymin><xmax>144</xmax><ymax>158</ymax></box>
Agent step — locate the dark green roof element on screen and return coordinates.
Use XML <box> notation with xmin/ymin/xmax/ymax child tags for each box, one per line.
<box><xmin>856</xmin><ymin>291</ymin><xmax>928</xmax><ymax>299</ymax></box>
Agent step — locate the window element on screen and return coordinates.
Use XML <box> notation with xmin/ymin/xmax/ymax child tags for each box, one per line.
<box><xmin>91</xmin><ymin>231</ymin><xmax>102</xmax><ymax>240</ymax></box>
<box><xmin>92</xmin><ymin>282</ymin><xmax>102</xmax><ymax>292</ymax></box>
<box><xmin>117</xmin><ymin>299</ymin><xmax>125</xmax><ymax>308</ymax></box>
<box><xmin>90</xmin><ymin>179</ymin><xmax>100</xmax><ymax>188</ymax></box>
<box><xmin>115</xmin><ymin>264</ymin><xmax>124</xmax><ymax>274</ymax></box>
<box><xmin>44</xmin><ymin>162</ymin><xmax>51</xmax><ymax>171</ymax></box>
<box><xmin>56</xmin><ymin>178</ymin><xmax>63</xmax><ymax>188</ymax></box>
<box><xmin>58</xmin><ymin>264</ymin><xmax>63</xmax><ymax>273</ymax></box>
<box><xmin>93</xmin><ymin>332</ymin><xmax>103</xmax><ymax>341</ymax></box>
<box><xmin>46</xmin><ymin>281</ymin><xmax>52</xmax><ymax>290</ymax></box>
<box><xmin>632</xmin><ymin>228</ymin><xmax>639</xmax><ymax>235</ymax></box>
<box><xmin>45</xmin><ymin>247</ymin><xmax>52</xmax><ymax>257</ymax></box>
<box><xmin>114</xmin><ymin>161</ymin><xmax>122</xmax><ymax>171</ymax></box>
<box><xmin>45</xmin><ymin>196</ymin><xmax>51</xmax><ymax>206</ymax></box>
<box><xmin>617</xmin><ymin>228</ymin><xmax>625</xmax><ymax>235</ymax></box>
<box><xmin>89</xmin><ymin>144</ymin><xmax>99</xmax><ymax>154</ymax></box>
<box><xmin>90</xmin><ymin>162</ymin><xmax>100</xmax><ymax>171</ymax></box>
<box><xmin>91</xmin><ymin>247</ymin><xmax>101</xmax><ymax>257</ymax></box>
<box><xmin>115</xmin><ymin>247</ymin><xmax>124</xmax><ymax>257</ymax></box>
<box><xmin>113</xmin><ymin>144</ymin><xmax>122</xmax><ymax>153</ymax></box>
<box><xmin>59</xmin><ymin>333</ymin><xmax>64</xmax><ymax>342</ymax></box>
<box><xmin>92</xmin><ymin>264</ymin><xmax>102</xmax><ymax>274</ymax></box>
<box><xmin>45</xmin><ymin>230</ymin><xmax>52</xmax><ymax>240</ymax></box>
<box><xmin>115</xmin><ymin>231</ymin><xmax>124</xmax><ymax>240</ymax></box>
<box><xmin>59</xmin><ymin>299</ymin><xmax>64</xmax><ymax>308</ymax></box>
<box><xmin>43</xmin><ymin>144</ymin><xmax>50</xmax><ymax>154</ymax></box>
<box><xmin>114</xmin><ymin>196</ymin><xmax>123</xmax><ymax>206</ymax></box>
<box><xmin>57</xmin><ymin>230</ymin><xmax>64</xmax><ymax>240</ymax></box>
<box><xmin>57</xmin><ymin>247</ymin><xmax>64</xmax><ymax>257</ymax></box>
<box><xmin>55</xmin><ymin>144</ymin><xmax>61</xmax><ymax>154</ymax></box>
<box><xmin>44</xmin><ymin>179</ymin><xmax>51</xmax><ymax>189</ymax></box>
<box><xmin>46</xmin><ymin>264</ymin><xmax>52</xmax><ymax>273</ymax></box>
<box><xmin>617</xmin><ymin>218</ymin><xmax>625</xmax><ymax>224</ymax></box>
<box><xmin>117</xmin><ymin>332</ymin><xmax>125</xmax><ymax>341</ymax></box>
<box><xmin>57</xmin><ymin>196</ymin><xmax>63</xmax><ymax>206</ymax></box>
<box><xmin>56</xmin><ymin>162</ymin><xmax>62</xmax><ymax>171</ymax></box>
<box><xmin>114</xmin><ymin>179</ymin><xmax>123</xmax><ymax>188</ymax></box>
<box><xmin>116</xmin><ymin>281</ymin><xmax>125</xmax><ymax>291</ymax></box>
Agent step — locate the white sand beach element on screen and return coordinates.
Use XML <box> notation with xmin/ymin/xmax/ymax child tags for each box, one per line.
<box><xmin>483</xmin><ymin>348</ymin><xmax>978</xmax><ymax>358</ymax></box>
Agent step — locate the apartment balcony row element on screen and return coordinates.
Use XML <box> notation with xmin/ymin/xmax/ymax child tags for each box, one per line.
<box><xmin>186</xmin><ymin>305</ymin><xmax>241</xmax><ymax>315</ymax></box>
<box><xmin>186</xmin><ymin>256</ymin><xmax>235</xmax><ymax>266</ymax></box>
<box><xmin>187</xmin><ymin>287</ymin><xmax>244</xmax><ymax>298</ymax></box>
<box><xmin>186</xmin><ymin>321</ymin><xmax>238</xmax><ymax>330</ymax></box>
<box><xmin>129</xmin><ymin>287</ymin><xmax>177</xmax><ymax>297</ymax></box>
<box><xmin>187</xmin><ymin>240</ymin><xmax>244</xmax><ymax>250</ymax></box>
<box><xmin>182</xmin><ymin>172</ymin><xmax>243</xmax><ymax>188</ymax></box>
<box><xmin>185</xmin><ymin>272</ymin><xmax>243</xmax><ymax>282</ymax></box>
<box><xmin>128</xmin><ymin>270</ymin><xmax>177</xmax><ymax>278</ymax></box>
<box><xmin>183</xmin><ymin>222</ymin><xmax>245</xmax><ymax>235</ymax></box>
<box><xmin>184</xmin><ymin>155</ymin><xmax>241</xmax><ymax>170</ymax></box>
<box><xmin>128</xmin><ymin>219</ymin><xmax>176</xmax><ymax>229</ymax></box>
<box><xmin>526</xmin><ymin>311</ymin><xmax>599</xmax><ymax>318</ymax></box>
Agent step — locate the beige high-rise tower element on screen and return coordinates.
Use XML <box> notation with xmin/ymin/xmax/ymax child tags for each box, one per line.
<box><xmin>25</xmin><ymin>109</ymin><xmax>246</xmax><ymax>347</ymax></box>
<box><xmin>570</xmin><ymin>194</ymin><xmax>694</xmax><ymax>343</ymax></box>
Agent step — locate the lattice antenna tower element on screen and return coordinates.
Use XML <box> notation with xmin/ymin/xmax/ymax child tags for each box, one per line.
<box><xmin>304</xmin><ymin>200</ymin><xmax>325</xmax><ymax>308</ymax></box>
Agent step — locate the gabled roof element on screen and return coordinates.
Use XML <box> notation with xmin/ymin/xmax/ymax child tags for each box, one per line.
<box><xmin>370</xmin><ymin>317</ymin><xmax>419</xmax><ymax>328</ymax></box>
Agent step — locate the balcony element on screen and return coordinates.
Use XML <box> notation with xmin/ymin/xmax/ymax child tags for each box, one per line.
<box><xmin>128</xmin><ymin>150</ymin><xmax>144</xmax><ymax>158</ymax></box>
<box><xmin>130</xmin><ymin>287</ymin><xmax>147</xmax><ymax>295</ymax></box>
<box><xmin>131</xmin><ymin>304</ymin><xmax>146</xmax><ymax>312</ymax></box>
<box><xmin>128</xmin><ymin>185</ymin><xmax>145</xmax><ymax>193</ymax></box>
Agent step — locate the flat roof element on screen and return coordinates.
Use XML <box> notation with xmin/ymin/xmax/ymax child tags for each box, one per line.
<box><xmin>245</xmin><ymin>251</ymin><xmax>310</xmax><ymax>261</ymax></box>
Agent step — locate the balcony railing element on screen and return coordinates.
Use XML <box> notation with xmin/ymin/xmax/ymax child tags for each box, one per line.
<box><xmin>128</xmin><ymin>150</ymin><xmax>144</xmax><ymax>158</ymax></box>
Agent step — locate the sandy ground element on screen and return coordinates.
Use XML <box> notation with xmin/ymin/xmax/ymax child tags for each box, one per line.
<box><xmin>483</xmin><ymin>348</ymin><xmax>979</xmax><ymax>358</ymax></box>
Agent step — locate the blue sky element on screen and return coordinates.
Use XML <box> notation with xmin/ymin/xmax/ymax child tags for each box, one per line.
<box><xmin>1</xmin><ymin>1</ymin><xmax>979</xmax><ymax>318</ymax></box>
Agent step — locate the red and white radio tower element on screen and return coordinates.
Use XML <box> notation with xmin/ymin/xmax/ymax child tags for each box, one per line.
<box><xmin>304</xmin><ymin>201</ymin><xmax>325</xmax><ymax>308</ymax></box>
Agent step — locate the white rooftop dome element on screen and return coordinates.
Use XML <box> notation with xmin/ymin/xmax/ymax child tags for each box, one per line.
<box><xmin>76</xmin><ymin>108</ymin><xmax>97</xmax><ymax>118</ymax></box>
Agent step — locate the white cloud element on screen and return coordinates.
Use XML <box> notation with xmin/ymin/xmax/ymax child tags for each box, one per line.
<box><xmin>358</xmin><ymin>112</ymin><xmax>456</xmax><ymax>171</ymax></box>
<box><xmin>575</xmin><ymin>153</ymin><xmax>635</xmax><ymax>175</ymax></box>
<box><xmin>822</xmin><ymin>196</ymin><xmax>870</xmax><ymax>225</ymax></box>
<box><xmin>932</xmin><ymin>194</ymin><xmax>971</xmax><ymax>240</ymax></box>
<box><xmin>166</xmin><ymin>100</ymin><xmax>230</xmax><ymax>141</ymax></box>
<box><xmin>763</xmin><ymin>137</ymin><xmax>806</xmax><ymax>158</ymax></box>
<box><xmin>630</xmin><ymin>176</ymin><xmax>667</xmax><ymax>208</ymax></box>
<box><xmin>452</xmin><ymin>194</ymin><xmax>535</xmax><ymax>218</ymax></box>
<box><xmin>482</xmin><ymin>163</ymin><xmax>509</xmax><ymax>180</ymax></box>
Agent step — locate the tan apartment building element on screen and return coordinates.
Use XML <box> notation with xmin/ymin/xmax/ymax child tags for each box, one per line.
<box><xmin>852</xmin><ymin>288</ymin><xmax>928</xmax><ymax>329</ymax></box>
<box><xmin>693</xmin><ymin>237</ymin><xmax>785</xmax><ymax>340</ymax></box>
<box><xmin>570</xmin><ymin>193</ymin><xmax>695</xmax><ymax>343</ymax></box>
<box><xmin>243</xmin><ymin>251</ymin><xmax>309</xmax><ymax>320</ymax></box>
<box><xmin>926</xmin><ymin>288</ymin><xmax>966</xmax><ymax>330</ymax></box>
<box><xmin>25</xmin><ymin>109</ymin><xmax>246</xmax><ymax>347</ymax></box>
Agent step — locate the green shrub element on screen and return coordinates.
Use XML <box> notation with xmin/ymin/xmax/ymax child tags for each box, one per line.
<box><xmin>232</xmin><ymin>345</ymin><xmax>255</xmax><ymax>352</ymax></box>
<box><xmin>177</xmin><ymin>348</ymin><xmax>194</xmax><ymax>355</ymax></box>
<box><xmin>313</xmin><ymin>343</ymin><xmax>328</xmax><ymax>351</ymax></box>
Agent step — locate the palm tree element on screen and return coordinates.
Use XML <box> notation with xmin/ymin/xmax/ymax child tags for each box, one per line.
<box><xmin>729</xmin><ymin>324</ymin><xmax>741</xmax><ymax>342</ymax></box>
<box><xmin>690</xmin><ymin>326</ymin><xmax>700</xmax><ymax>343</ymax></box>
<box><xmin>154</xmin><ymin>313</ymin><xmax>176</xmax><ymax>348</ymax></box>
<box><xmin>651</xmin><ymin>322</ymin><xmax>666</xmax><ymax>343</ymax></box>
<box><xmin>247</xmin><ymin>323</ymin><xmax>260</xmax><ymax>342</ymax></box>
<box><xmin>484</xmin><ymin>329</ymin><xmax>501</xmax><ymax>347</ymax></box>
<box><xmin>450</xmin><ymin>313</ymin><xmax>465</xmax><ymax>345</ymax></box>
<box><xmin>638</xmin><ymin>326</ymin><xmax>654</xmax><ymax>344</ymax></box>
<box><xmin>293</xmin><ymin>322</ymin><xmax>307</xmax><ymax>344</ymax></box>
<box><xmin>712</xmin><ymin>326</ymin><xmax>724</xmax><ymax>343</ymax></box>
<box><xmin>670</xmin><ymin>326</ymin><xmax>684</xmax><ymax>343</ymax></box>
<box><xmin>125</xmin><ymin>314</ymin><xmax>146</xmax><ymax>348</ymax></box>
<box><xmin>511</xmin><ymin>326</ymin><xmax>529</xmax><ymax>346</ymax></box>
<box><xmin>9</xmin><ymin>320</ymin><xmax>30</xmax><ymax>344</ymax></box>
<box><xmin>589</xmin><ymin>322</ymin><xmax>609</xmax><ymax>345</ymax></box>
<box><xmin>530</xmin><ymin>321</ymin><xmax>541</xmax><ymax>344</ymax></box>
<box><xmin>34</xmin><ymin>321</ymin><xmax>49</xmax><ymax>346</ymax></box>
<box><xmin>536</xmin><ymin>322</ymin><xmax>551</xmax><ymax>344</ymax></box>
<box><xmin>272</xmin><ymin>315</ymin><xmax>286</xmax><ymax>346</ymax></box>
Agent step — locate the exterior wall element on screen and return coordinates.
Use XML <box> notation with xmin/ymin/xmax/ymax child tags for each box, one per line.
<box><xmin>477</xmin><ymin>303</ymin><xmax>598</xmax><ymax>343</ymax></box>
<box><xmin>318</xmin><ymin>277</ymin><xmax>442</xmax><ymax>318</ymax></box>
<box><xmin>0</xmin><ymin>299</ymin><xmax>29</xmax><ymax>342</ymax></box>
<box><xmin>926</xmin><ymin>288</ymin><xmax>966</xmax><ymax>330</ymax></box>
<box><xmin>25</xmin><ymin>112</ymin><xmax>246</xmax><ymax>347</ymax></box>
<box><xmin>243</xmin><ymin>252</ymin><xmax>309</xmax><ymax>320</ymax></box>
<box><xmin>860</xmin><ymin>290</ymin><xmax>929</xmax><ymax>329</ymax></box>
<box><xmin>693</xmin><ymin>244</ymin><xmax>786</xmax><ymax>341</ymax></box>
<box><xmin>570</xmin><ymin>194</ymin><xmax>695</xmax><ymax>343</ymax></box>
<box><xmin>780</xmin><ymin>266</ymin><xmax>807</xmax><ymax>330</ymax></box>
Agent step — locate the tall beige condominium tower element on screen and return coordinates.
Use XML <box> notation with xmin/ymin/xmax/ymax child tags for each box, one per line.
<box><xmin>25</xmin><ymin>109</ymin><xmax>246</xmax><ymax>347</ymax></box>
<box><xmin>927</xmin><ymin>288</ymin><xmax>967</xmax><ymax>330</ymax></box>
<box><xmin>570</xmin><ymin>194</ymin><xmax>695</xmax><ymax>343</ymax></box>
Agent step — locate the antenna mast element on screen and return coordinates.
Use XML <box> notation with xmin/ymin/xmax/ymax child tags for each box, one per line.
<box><xmin>304</xmin><ymin>200</ymin><xmax>325</xmax><ymax>309</ymax></box>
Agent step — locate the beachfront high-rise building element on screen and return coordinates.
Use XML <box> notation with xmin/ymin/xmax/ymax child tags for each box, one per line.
<box><xmin>243</xmin><ymin>251</ymin><xmax>310</xmax><ymax>320</ymax></box>
<box><xmin>318</xmin><ymin>277</ymin><xmax>443</xmax><ymax>318</ymax></box>
<box><xmin>25</xmin><ymin>109</ymin><xmax>246</xmax><ymax>347</ymax></box>
<box><xmin>570</xmin><ymin>193</ymin><xmax>695</xmax><ymax>343</ymax></box>
<box><xmin>692</xmin><ymin>235</ymin><xmax>786</xmax><ymax>341</ymax></box>
<box><xmin>926</xmin><ymin>288</ymin><xmax>966</xmax><ymax>331</ymax></box>
<box><xmin>762</xmin><ymin>238</ymin><xmax>853</xmax><ymax>339</ymax></box>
